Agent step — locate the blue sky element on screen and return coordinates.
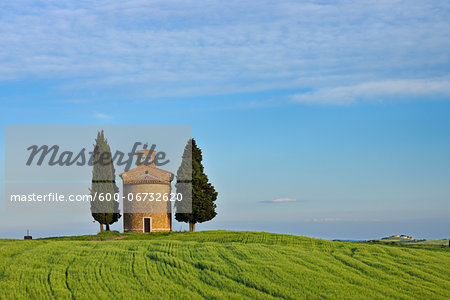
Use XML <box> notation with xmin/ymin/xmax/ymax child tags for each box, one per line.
<box><xmin>1</xmin><ymin>0</ymin><xmax>449</xmax><ymax>240</ymax></box>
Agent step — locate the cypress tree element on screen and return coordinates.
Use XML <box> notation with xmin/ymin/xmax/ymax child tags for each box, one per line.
<box><xmin>89</xmin><ymin>130</ymin><xmax>121</xmax><ymax>232</ymax></box>
<box><xmin>175</xmin><ymin>139</ymin><xmax>217</xmax><ymax>232</ymax></box>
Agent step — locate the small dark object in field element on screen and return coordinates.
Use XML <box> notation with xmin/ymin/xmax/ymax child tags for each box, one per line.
<box><xmin>24</xmin><ymin>229</ymin><xmax>32</xmax><ymax>240</ymax></box>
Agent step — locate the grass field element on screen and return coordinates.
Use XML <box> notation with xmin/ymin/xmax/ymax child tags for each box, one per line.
<box><xmin>0</xmin><ymin>231</ymin><xmax>449</xmax><ymax>299</ymax></box>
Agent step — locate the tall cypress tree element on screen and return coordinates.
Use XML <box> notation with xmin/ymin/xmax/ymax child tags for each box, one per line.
<box><xmin>175</xmin><ymin>138</ymin><xmax>217</xmax><ymax>232</ymax></box>
<box><xmin>89</xmin><ymin>130</ymin><xmax>121</xmax><ymax>232</ymax></box>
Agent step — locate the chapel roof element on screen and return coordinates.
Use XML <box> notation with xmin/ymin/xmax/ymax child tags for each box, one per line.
<box><xmin>119</xmin><ymin>150</ymin><xmax>173</xmax><ymax>184</ymax></box>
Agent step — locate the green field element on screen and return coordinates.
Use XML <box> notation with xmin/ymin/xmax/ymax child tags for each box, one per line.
<box><xmin>0</xmin><ymin>231</ymin><xmax>449</xmax><ymax>299</ymax></box>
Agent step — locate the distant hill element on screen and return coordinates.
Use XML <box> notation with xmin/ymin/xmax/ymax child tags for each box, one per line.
<box><xmin>0</xmin><ymin>231</ymin><xmax>449</xmax><ymax>299</ymax></box>
<box><xmin>381</xmin><ymin>234</ymin><xmax>417</xmax><ymax>241</ymax></box>
<box><xmin>370</xmin><ymin>234</ymin><xmax>448</xmax><ymax>246</ymax></box>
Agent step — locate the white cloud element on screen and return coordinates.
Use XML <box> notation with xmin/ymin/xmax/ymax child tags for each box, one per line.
<box><xmin>93</xmin><ymin>113</ymin><xmax>113</xmax><ymax>120</ymax></box>
<box><xmin>260</xmin><ymin>198</ymin><xmax>297</xmax><ymax>203</ymax></box>
<box><xmin>59</xmin><ymin>99</ymin><xmax>92</xmax><ymax>104</ymax></box>
<box><xmin>0</xmin><ymin>1</ymin><xmax>449</xmax><ymax>100</ymax></box>
<box><xmin>292</xmin><ymin>78</ymin><xmax>450</xmax><ymax>105</ymax></box>
<box><xmin>312</xmin><ymin>218</ymin><xmax>343</xmax><ymax>223</ymax></box>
